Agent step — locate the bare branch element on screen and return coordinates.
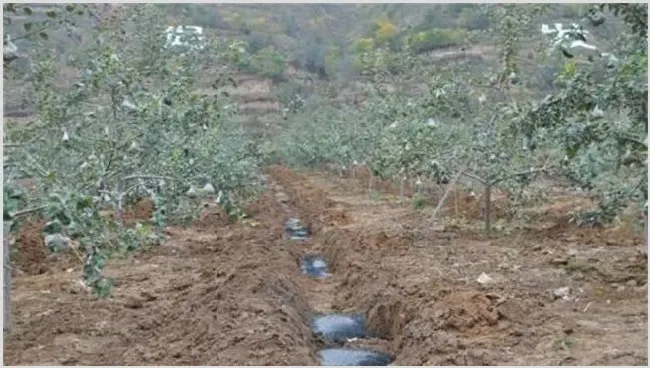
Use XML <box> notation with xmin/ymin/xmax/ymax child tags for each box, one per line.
<box><xmin>122</xmin><ymin>174</ymin><xmax>178</xmax><ymax>182</ymax></box>
<box><xmin>491</xmin><ymin>165</ymin><xmax>556</xmax><ymax>186</ymax></box>
<box><xmin>10</xmin><ymin>206</ymin><xmax>46</xmax><ymax>218</ymax></box>
<box><xmin>460</xmin><ymin>171</ymin><xmax>488</xmax><ymax>185</ymax></box>
<box><xmin>430</xmin><ymin>169</ymin><xmax>465</xmax><ymax>224</ymax></box>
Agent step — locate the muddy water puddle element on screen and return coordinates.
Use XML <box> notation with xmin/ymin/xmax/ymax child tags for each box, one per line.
<box><xmin>285</xmin><ymin>215</ymin><xmax>394</xmax><ymax>366</ymax></box>
<box><xmin>319</xmin><ymin>348</ymin><xmax>394</xmax><ymax>366</ymax></box>
<box><xmin>311</xmin><ymin>313</ymin><xmax>367</xmax><ymax>342</ymax></box>
<box><xmin>285</xmin><ymin>217</ymin><xmax>311</xmax><ymax>240</ymax></box>
<box><xmin>300</xmin><ymin>255</ymin><xmax>330</xmax><ymax>279</ymax></box>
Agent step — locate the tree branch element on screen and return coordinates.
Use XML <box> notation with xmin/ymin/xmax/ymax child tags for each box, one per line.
<box><xmin>122</xmin><ymin>174</ymin><xmax>178</xmax><ymax>182</ymax></box>
<box><xmin>10</xmin><ymin>206</ymin><xmax>46</xmax><ymax>218</ymax></box>
<box><xmin>460</xmin><ymin>171</ymin><xmax>488</xmax><ymax>185</ymax></box>
<box><xmin>615</xmin><ymin>133</ymin><xmax>648</xmax><ymax>150</ymax></box>
<box><xmin>491</xmin><ymin>165</ymin><xmax>555</xmax><ymax>186</ymax></box>
<box><xmin>9</xmin><ymin>24</ymin><xmax>52</xmax><ymax>43</ymax></box>
<box><xmin>430</xmin><ymin>169</ymin><xmax>466</xmax><ymax>224</ymax></box>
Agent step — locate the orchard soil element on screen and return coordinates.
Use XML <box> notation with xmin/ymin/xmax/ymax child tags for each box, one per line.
<box><xmin>4</xmin><ymin>165</ymin><xmax>648</xmax><ymax>365</ymax></box>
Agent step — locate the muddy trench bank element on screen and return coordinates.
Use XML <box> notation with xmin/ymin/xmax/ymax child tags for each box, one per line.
<box><xmin>269</xmin><ymin>166</ymin><xmax>405</xmax><ymax>364</ymax></box>
<box><xmin>4</xmin><ymin>190</ymin><xmax>322</xmax><ymax>366</ymax></box>
<box><xmin>267</xmin><ymin>166</ymin><xmax>546</xmax><ymax>366</ymax></box>
<box><xmin>269</xmin><ymin>166</ymin><xmax>399</xmax><ymax>365</ymax></box>
<box><xmin>113</xmin><ymin>190</ymin><xmax>328</xmax><ymax>365</ymax></box>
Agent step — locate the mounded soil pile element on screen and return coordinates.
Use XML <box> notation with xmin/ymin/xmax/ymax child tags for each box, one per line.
<box><xmin>4</xmin><ymin>191</ymin><xmax>318</xmax><ymax>365</ymax></box>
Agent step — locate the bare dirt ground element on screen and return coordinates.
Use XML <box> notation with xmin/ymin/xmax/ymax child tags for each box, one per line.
<box><xmin>4</xmin><ymin>165</ymin><xmax>648</xmax><ymax>365</ymax></box>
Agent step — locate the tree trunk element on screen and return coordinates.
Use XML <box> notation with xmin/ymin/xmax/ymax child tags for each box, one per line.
<box><xmin>643</xmin><ymin>210</ymin><xmax>648</xmax><ymax>252</ymax></box>
<box><xmin>116</xmin><ymin>180</ymin><xmax>125</xmax><ymax>227</ymax></box>
<box><xmin>484</xmin><ymin>184</ymin><xmax>492</xmax><ymax>233</ymax></box>
<box><xmin>3</xmin><ymin>229</ymin><xmax>11</xmax><ymax>332</ymax></box>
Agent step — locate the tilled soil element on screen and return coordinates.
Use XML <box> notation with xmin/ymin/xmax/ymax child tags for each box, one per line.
<box><xmin>4</xmin><ymin>165</ymin><xmax>648</xmax><ymax>365</ymax></box>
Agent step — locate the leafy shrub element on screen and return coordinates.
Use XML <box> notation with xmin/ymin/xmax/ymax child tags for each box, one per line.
<box><xmin>407</xmin><ymin>28</ymin><xmax>469</xmax><ymax>54</ymax></box>
<box><xmin>373</xmin><ymin>19</ymin><xmax>399</xmax><ymax>43</ymax></box>
<box><xmin>458</xmin><ymin>7</ymin><xmax>491</xmax><ymax>30</ymax></box>
<box><xmin>185</xmin><ymin>7</ymin><xmax>224</xmax><ymax>29</ymax></box>
<box><xmin>354</xmin><ymin>38</ymin><xmax>375</xmax><ymax>53</ymax></box>
<box><xmin>3</xmin><ymin>5</ymin><xmax>264</xmax><ymax>296</ymax></box>
<box><xmin>243</xmin><ymin>46</ymin><xmax>287</xmax><ymax>81</ymax></box>
<box><xmin>296</xmin><ymin>41</ymin><xmax>328</xmax><ymax>78</ymax></box>
<box><xmin>248</xmin><ymin>32</ymin><xmax>274</xmax><ymax>54</ymax></box>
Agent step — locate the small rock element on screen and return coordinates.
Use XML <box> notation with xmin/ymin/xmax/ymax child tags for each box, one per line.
<box><xmin>626</xmin><ymin>279</ymin><xmax>637</xmax><ymax>287</ymax></box>
<box><xmin>186</xmin><ymin>186</ymin><xmax>198</xmax><ymax>197</ymax></box>
<box><xmin>276</xmin><ymin>192</ymin><xmax>290</xmax><ymax>203</ymax></box>
<box><xmin>44</xmin><ymin>234</ymin><xmax>71</xmax><ymax>251</ymax></box>
<box><xmin>477</xmin><ymin>272</ymin><xmax>494</xmax><ymax>285</ymax></box>
<box><xmin>61</xmin><ymin>279</ymin><xmax>89</xmax><ymax>295</ymax></box>
<box><xmin>553</xmin><ymin>286</ymin><xmax>570</xmax><ymax>300</ymax></box>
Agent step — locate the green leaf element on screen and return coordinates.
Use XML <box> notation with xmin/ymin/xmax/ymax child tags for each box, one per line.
<box><xmin>46</xmin><ymin>11</ymin><xmax>57</xmax><ymax>18</ymax></box>
<box><xmin>65</xmin><ymin>5</ymin><xmax>75</xmax><ymax>12</ymax></box>
<box><xmin>23</xmin><ymin>22</ymin><xmax>33</xmax><ymax>31</ymax></box>
<box><xmin>23</xmin><ymin>7</ymin><xmax>32</xmax><ymax>15</ymax></box>
<box><xmin>93</xmin><ymin>277</ymin><xmax>114</xmax><ymax>298</ymax></box>
<box><xmin>39</xmin><ymin>32</ymin><xmax>49</xmax><ymax>40</ymax></box>
<box><xmin>76</xmin><ymin>196</ymin><xmax>94</xmax><ymax>212</ymax></box>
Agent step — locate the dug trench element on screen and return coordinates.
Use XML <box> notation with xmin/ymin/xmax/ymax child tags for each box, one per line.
<box><xmin>4</xmin><ymin>165</ymin><xmax>647</xmax><ymax>365</ymax></box>
<box><xmin>4</xmin><ymin>165</ymin><xmax>397</xmax><ymax>366</ymax></box>
<box><xmin>267</xmin><ymin>165</ymin><xmax>648</xmax><ymax>366</ymax></box>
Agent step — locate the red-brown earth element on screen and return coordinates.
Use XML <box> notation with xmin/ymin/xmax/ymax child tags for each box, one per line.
<box><xmin>3</xmin><ymin>165</ymin><xmax>647</xmax><ymax>365</ymax></box>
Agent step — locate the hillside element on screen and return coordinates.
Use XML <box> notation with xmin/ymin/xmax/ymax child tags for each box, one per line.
<box><xmin>4</xmin><ymin>4</ymin><xmax>626</xmax><ymax>126</ymax></box>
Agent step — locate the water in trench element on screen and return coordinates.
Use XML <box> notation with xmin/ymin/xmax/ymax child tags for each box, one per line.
<box><xmin>311</xmin><ymin>313</ymin><xmax>368</xmax><ymax>342</ymax></box>
<box><xmin>319</xmin><ymin>348</ymin><xmax>394</xmax><ymax>366</ymax></box>
<box><xmin>300</xmin><ymin>255</ymin><xmax>330</xmax><ymax>279</ymax></box>
<box><xmin>285</xmin><ymin>217</ymin><xmax>310</xmax><ymax>240</ymax></box>
<box><xmin>284</xmin><ymin>211</ymin><xmax>393</xmax><ymax>366</ymax></box>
